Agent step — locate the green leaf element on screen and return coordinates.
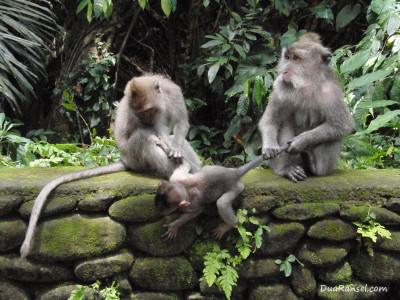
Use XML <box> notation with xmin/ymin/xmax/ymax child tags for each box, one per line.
<box><xmin>357</xmin><ymin>100</ymin><xmax>398</xmax><ymax>110</ymax></box>
<box><xmin>68</xmin><ymin>285</ymin><xmax>85</xmax><ymax>300</ymax></box>
<box><xmin>336</xmin><ymin>4</ymin><xmax>361</xmax><ymax>30</ymax></box>
<box><xmin>201</xmin><ymin>39</ymin><xmax>224</xmax><ymax>48</ymax></box>
<box><xmin>208</xmin><ymin>63</ymin><xmax>221</xmax><ymax>83</ymax></box>
<box><xmin>386</xmin><ymin>14</ymin><xmax>400</xmax><ymax>36</ymax></box>
<box><xmin>287</xmin><ymin>254</ymin><xmax>296</xmax><ymax>262</ymax></box>
<box><xmin>275</xmin><ymin>259</ymin><xmax>282</xmax><ymax>264</ymax></box>
<box><xmin>252</xmin><ymin>76</ymin><xmax>265</xmax><ymax>106</ymax></box>
<box><xmin>284</xmin><ymin>262</ymin><xmax>292</xmax><ymax>277</ymax></box>
<box><xmin>310</xmin><ymin>2</ymin><xmax>334</xmax><ymax>24</ymax></box>
<box><xmin>365</xmin><ymin>109</ymin><xmax>400</xmax><ymax>133</ymax></box>
<box><xmin>341</xmin><ymin>50</ymin><xmax>370</xmax><ymax>74</ymax></box>
<box><xmin>76</xmin><ymin>0</ymin><xmax>89</xmax><ymax>14</ymax></box>
<box><xmin>138</xmin><ymin>0</ymin><xmax>148</xmax><ymax>9</ymax></box>
<box><xmin>347</xmin><ymin>69</ymin><xmax>392</xmax><ymax>90</ymax></box>
<box><xmin>161</xmin><ymin>0</ymin><xmax>172</xmax><ymax>16</ymax></box>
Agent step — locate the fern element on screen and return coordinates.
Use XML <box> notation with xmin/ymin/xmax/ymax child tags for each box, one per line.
<box><xmin>68</xmin><ymin>285</ymin><xmax>85</xmax><ymax>300</ymax></box>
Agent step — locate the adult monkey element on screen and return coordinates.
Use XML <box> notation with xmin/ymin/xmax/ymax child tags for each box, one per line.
<box><xmin>258</xmin><ymin>33</ymin><xmax>355</xmax><ymax>182</ymax></box>
<box><xmin>20</xmin><ymin>74</ymin><xmax>201</xmax><ymax>258</ymax></box>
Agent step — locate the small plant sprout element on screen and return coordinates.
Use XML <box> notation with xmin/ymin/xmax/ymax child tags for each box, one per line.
<box><xmin>275</xmin><ymin>254</ymin><xmax>304</xmax><ymax>277</ymax></box>
<box><xmin>353</xmin><ymin>207</ymin><xmax>392</xmax><ymax>256</ymax></box>
<box><xmin>202</xmin><ymin>209</ymin><xmax>269</xmax><ymax>300</ymax></box>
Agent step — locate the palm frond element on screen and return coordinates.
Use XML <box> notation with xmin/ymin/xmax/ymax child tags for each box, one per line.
<box><xmin>0</xmin><ymin>0</ymin><xmax>58</xmax><ymax>116</ymax></box>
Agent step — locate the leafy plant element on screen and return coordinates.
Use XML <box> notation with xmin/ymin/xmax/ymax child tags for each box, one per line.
<box><xmin>275</xmin><ymin>254</ymin><xmax>304</xmax><ymax>277</ymax></box>
<box><xmin>69</xmin><ymin>281</ymin><xmax>120</xmax><ymax>300</ymax></box>
<box><xmin>0</xmin><ymin>0</ymin><xmax>58</xmax><ymax>116</ymax></box>
<box><xmin>77</xmin><ymin>0</ymin><xmax>113</xmax><ymax>22</ymax></box>
<box><xmin>353</xmin><ymin>207</ymin><xmax>392</xmax><ymax>256</ymax></box>
<box><xmin>137</xmin><ymin>0</ymin><xmax>177</xmax><ymax>17</ymax></box>
<box><xmin>203</xmin><ymin>209</ymin><xmax>269</xmax><ymax>299</ymax></box>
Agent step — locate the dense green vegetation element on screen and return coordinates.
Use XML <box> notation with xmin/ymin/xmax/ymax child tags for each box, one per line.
<box><xmin>0</xmin><ymin>0</ymin><xmax>399</xmax><ymax>168</ymax></box>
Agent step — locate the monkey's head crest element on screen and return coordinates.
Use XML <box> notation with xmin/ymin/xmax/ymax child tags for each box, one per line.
<box><xmin>298</xmin><ymin>32</ymin><xmax>321</xmax><ymax>44</ymax></box>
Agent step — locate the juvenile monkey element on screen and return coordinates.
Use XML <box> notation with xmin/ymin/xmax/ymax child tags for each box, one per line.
<box><xmin>20</xmin><ymin>74</ymin><xmax>201</xmax><ymax>258</ymax></box>
<box><xmin>258</xmin><ymin>32</ymin><xmax>355</xmax><ymax>182</ymax></box>
<box><xmin>154</xmin><ymin>152</ymin><xmax>282</xmax><ymax>239</ymax></box>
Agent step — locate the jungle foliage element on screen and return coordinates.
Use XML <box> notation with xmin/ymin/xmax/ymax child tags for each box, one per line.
<box><xmin>0</xmin><ymin>0</ymin><xmax>399</xmax><ymax>168</ymax></box>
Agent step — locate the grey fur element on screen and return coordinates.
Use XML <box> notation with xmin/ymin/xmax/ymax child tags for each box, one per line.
<box><xmin>258</xmin><ymin>33</ymin><xmax>355</xmax><ymax>182</ymax></box>
<box><xmin>20</xmin><ymin>74</ymin><xmax>201</xmax><ymax>258</ymax></box>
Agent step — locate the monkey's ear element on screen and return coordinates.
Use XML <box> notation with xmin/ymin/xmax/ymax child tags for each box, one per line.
<box><xmin>320</xmin><ymin>48</ymin><xmax>332</xmax><ymax>64</ymax></box>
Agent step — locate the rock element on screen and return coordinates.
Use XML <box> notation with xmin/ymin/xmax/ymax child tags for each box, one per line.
<box><xmin>272</xmin><ymin>203</ymin><xmax>339</xmax><ymax>221</ymax></box>
<box><xmin>307</xmin><ymin>219</ymin><xmax>356</xmax><ymax>241</ymax></box>
<box><xmin>78</xmin><ymin>192</ymin><xmax>118</xmax><ymax>212</ymax></box>
<box><xmin>109</xmin><ymin>193</ymin><xmax>158</xmax><ymax>222</ymax></box>
<box><xmin>187</xmin><ymin>293</ymin><xmax>223</xmax><ymax>300</ymax></box>
<box><xmin>297</xmin><ymin>242</ymin><xmax>348</xmax><ymax>267</ymax></box>
<box><xmin>113</xmin><ymin>275</ymin><xmax>132</xmax><ymax>296</ymax></box>
<box><xmin>384</xmin><ymin>197</ymin><xmax>400</xmax><ymax>213</ymax></box>
<box><xmin>0</xmin><ymin>219</ymin><xmax>26</xmax><ymax>252</ymax></box>
<box><xmin>260</xmin><ymin>222</ymin><xmax>305</xmax><ymax>255</ymax></box>
<box><xmin>340</xmin><ymin>206</ymin><xmax>400</xmax><ymax>225</ymax></box>
<box><xmin>129</xmin><ymin>257</ymin><xmax>197</xmax><ymax>290</ymax></box>
<box><xmin>19</xmin><ymin>196</ymin><xmax>77</xmax><ymax>219</ymax></box>
<box><xmin>74</xmin><ymin>249</ymin><xmax>134</xmax><ymax>282</ymax></box>
<box><xmin>187</xmin><ymin>239</ymin><xmax>219</xmax><ymax>271</ymax></box>
<box><xmin>199</xmin><ymin>278</ymin><xmax>246</xmax><ymax>297</ymax></box>
<box><xmin>318</xmin><ymin>280</ymin><xmax>389</xmax><ymax>300</ymax></box>
<box><xmin>0</xmin><ymin>280</ymin><xmax>29</xmax><ymax>300</ymax></box>
<box><xmin>37</xmin><ymin>284</ymin><xmax>95</xmax><ymax>300</ymax></box>
<box><xmin>0</xmin><ymin>254</ymin><xmax>72</xmax><ymax>282</ymax></box>
<box><xmin>241</xmin><ymin>195</ymin><xmax>279</xmax><ymax>214</ymax></box>
<box><xmin>0</xmin><ymin>194</ymin><xmax>22</xmax><ymax>217</ymax></box>
<box><xmin>240</xmin><ymin>259</ymin><xmax>281</xmax><ymax>280</ymax></box>
<box><xmin>375</xmin><ymin>231</ymin><xmax>400</xmax><ymax>253</ymax></box>
<box><xmin>290</xmin><ymin>266</ymin><xmax>316</xmax><ymax>298</ymax></box>
<box><xmin>249</xmin><ymin>284</ymin><xmax>298</xmax><ymax>300</ymax></box>
<box><xmin>351</xmin><ymin>251</ymin><xmax>400</xmax><ymax>283</ymax></box>
<box><xmin>318</xmin><ymin>262</ymin><xmax>352</xmax><ymax>284</ymax></box>
<box><xmin>29</xmin><ymin>215</ymin><xmax>126</xmax><ymax>261</ymax></box>
<box><xmin>128</xmin><ymin>216</ymin><xmax>196</xmax><ymax>256</ymax></box>
<box><xmin>133</xmin><ymin>293</ymin><xmax>181</xmax><ymax>300</ymax></box>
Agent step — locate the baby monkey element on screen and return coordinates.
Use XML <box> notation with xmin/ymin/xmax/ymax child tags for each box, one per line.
<box><xmin>155</xmin><ymin>146</ymin><xmax>286</xmax><ymax>239</ymax></box>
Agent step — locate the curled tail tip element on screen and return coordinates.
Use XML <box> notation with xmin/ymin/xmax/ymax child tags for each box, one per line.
<box><xmin>20</xmin><ymin>241</ymin><xmax>30</xmax><ymax>259</ymax></box>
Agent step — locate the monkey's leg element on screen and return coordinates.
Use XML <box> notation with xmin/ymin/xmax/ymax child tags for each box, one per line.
<box><xmin>269</xmin><ymin>123</ymin><xmax>306</xmax><ymax>182</ymax></box>
<box><xmin>214</xmin><ymin>182</ymin><xmax>244</xmax><ymax>239</ymax></box>
<box><xmin>305</xmin><ymin>141</ymin><xmax>341</xmax><ymax>176</ymax></box>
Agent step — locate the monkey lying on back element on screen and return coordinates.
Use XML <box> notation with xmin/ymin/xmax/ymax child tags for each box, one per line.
<box><xmin>258</xmin><ymin>32</ymin><xmax>355</xmax><ymax>182</ymax></box>
<box><xmin>20</xmin><ymin>74</ymin><xmax>201</xmax><ymax>258</ymax></box>
<box><xmin>154</xmin><ymin>149</ymin><xmax>285</xmax><ymax>239</ymax></box>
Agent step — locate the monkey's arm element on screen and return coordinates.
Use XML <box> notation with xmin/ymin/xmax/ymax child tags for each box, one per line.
<box><xmin>163</xmin><ymin>210</ymin><xmax>203</xmax><ymax>239</ymax></box>
<box><xmin>216</xmin><ymin>182</ymin><xmax>244</xmax><ymax>227</ymax></box>
<box><xmin>259</xmin><ymin>95</ymin><xmax>286</xmax><ymax>159</ymax></box>
<box><xmin>170</xmin><ymin>118</ymin><xmax>190</xmax><ymax>159</ymax></box>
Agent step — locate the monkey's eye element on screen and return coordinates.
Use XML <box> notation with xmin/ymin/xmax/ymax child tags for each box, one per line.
<box><xmin>154</xmin><ymin>82</ymin><xmax>161</xmax><ymax>92</ymax></box>
<box><xmin>292</xmin><ymin>54</ymin><xmax>301</xmax><ymax>61</ymax></box>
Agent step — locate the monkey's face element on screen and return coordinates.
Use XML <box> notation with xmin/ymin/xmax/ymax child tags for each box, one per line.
<box><xmin>155</xmin><ymin>181</ymin><xmax>190</xmax><ymax>215</ymax></box>
<box><xmin>138</xmin><ymin>107</ymin><xmax>160</xmax><ymax>126</ymax></box>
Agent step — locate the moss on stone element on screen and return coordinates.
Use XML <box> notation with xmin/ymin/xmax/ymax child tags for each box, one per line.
<box><xmin>241</xmin><ymin>195</ymin><xmax>280</xmax><ymax>214</ymax></box>
<box><xmin>109</xmin><ymin>193</ymin><xmax>158</xmax><ymax>222</ymax></box>
<box><xmin>74</xmin><ymin>249</ymin><xmax>134</xmax><ymax>282</ymax></box>
<box><xmin>133</xmin><ymin>293</ymin><xmax>181</xmax><ymax>300</ymax></box>
<box><xmin>0</xmin><ymin>254</ymin><xmax>72</xmax><ymax>282</ymax></box>
<box><xmin>272</xmin><ymin>203</ymin><xmax>340</xmax><ymax>221</ymax></box>
<box><xmin>249</xmin><ymin>284</ymin><xmax>298</xmax><ymax>300</ymax></box>
<box><xmin>340</xmin><ymin>205</ymin><xmax>400</xmax><ymax>225</ymax></box>
<box><xmin>0</xmin><ymin>218</ymin><xmax>26</xmax><ymax>252</ymax></box>
<box><xmin>297</xmin><ymin>242</ymin><xmax>348</xmax><ymax>267</ymax></box>
<box><xmin>0</xmin><ymin>194</ymin><xmax>22</xmax><ymax>216</ymax></box>
<box><xmin>187</xmin><ymin>239</ymin><xmax>219</xmax><ymax>271</ymax></box>
<box><xmin>78</xmin><ymin>192</ymin><xmax>118</xmax><ymax>212</ymax></box>
<box><xmin>318</xmin><ymin>262</ymin><xmax>352</xmax><ymax>284</ymax></box>
<box><xmin>351</xmin><ymin>251</ymin><xmax>400</xmax><ymax>283</ymax></box>
<box><xmin>259</xmin><ymin>222</ymin><xmax>305</xmax><ymax>255</ymax></box>
<box><xmin>0</xmin><ymin>280</ymin><xmax>29</xmax><ymax>300</ymax></box>
<box><xmin>129</xmin><ymin>257</ymin><xmax>197</xmax><ymax>290</ymax></box>
<box><xmin>307</xmin><ymin>219</ymin><xmax>356</xmax><ymax>241</ymax></box>
<box><xmin>128</xmin><ymin>215</ymin><xmax>197</xmax><ymax>256</ymax></box>
<box><xmin>290</xmin><ymin>266</ymin><xmax>316</xmax><ymax>299</ymax></box>
<box><xmin>30</xmin><ymin>215</ymin><xmax>126</xmax><ymax>262</ymax></box>
<box><xmin>239</xmin><ymin>259</ymin><xmax>281</xmax><ymax>280</ymax></box>
<box><xmin>375</xmin><ymin>231</ymin><xmax>400</xmax><ymax>252</ymax></box>
<box><xmin>37</xmin><ymin>284</ymin><xmax>96</xmax><ymax>300</ymax></box>
<box><xmin>19</xmin><ymin>195</ymin><xmax>77</xmax><ymax>219</ymax></box>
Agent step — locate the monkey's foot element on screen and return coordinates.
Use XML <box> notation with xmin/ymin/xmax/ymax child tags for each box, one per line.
<box><xmin>212</xmin><ymin>223</ymin><xmax>234</xmax><ymax>240</ymax></box>
<box><xmin>284</xmin><ymin>165</ymin><xmax>307</xmax><ymax>182</ymax></box>
<box><xmin>162</xmin><ymin>223</ymin><xmax>178</xmax><ymax>240</ymax></box>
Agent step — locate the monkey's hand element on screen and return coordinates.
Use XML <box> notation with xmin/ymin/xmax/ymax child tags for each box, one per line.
<box><xmin>286</xmin><ymin>137</ymin><xmax>307</xmax><ymax>153</ymax></box>
<box><xmin>162</xmin><ymin>223</ymin><xmax>179</xmax><ymax>240</ymax></box>
<box><xmin>262</xmin><ymin>145</ymin><xmax>285</xmax><ymax>160</ymax></box>
<box><xmin>284</xmin><ymin>165</ymin><xmax>307</xmax><ymax>183</ymax></box>
<box><xmin>167</xmin><ymin>146</ymin><xmax>183</xmax><ymax>164</ymax></box>
<box><xmin>212</xmin><ymin>223</ymin><xmax>234</xmax><ymax>240</ymax></box>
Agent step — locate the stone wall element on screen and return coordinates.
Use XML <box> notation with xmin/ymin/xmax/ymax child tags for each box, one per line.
<box><xmin>0</xmin><ymin>167</ymin><xmax>399</xmax><ymax>300</ymax></box>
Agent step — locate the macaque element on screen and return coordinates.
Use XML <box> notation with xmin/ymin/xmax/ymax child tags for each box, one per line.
<box><xmin>20</xmin><ymin>74</ymin><xmax>201</xmax><ymax>258</ymax></box>
<box><xmin>258</xmin><ymin>32</ymin><xmax>355</xmax><ymax>182</ymax></box>
<box><xmin>154</xmin><ymin>153</ymin><xmax>277</xmax><ymax>239</ymax></box>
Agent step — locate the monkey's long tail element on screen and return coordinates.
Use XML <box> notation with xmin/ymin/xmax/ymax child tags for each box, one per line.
<box><xmin>20</xmin><ymin>161</ymin><xmax>126</xmax><ymax>259</ymax></box>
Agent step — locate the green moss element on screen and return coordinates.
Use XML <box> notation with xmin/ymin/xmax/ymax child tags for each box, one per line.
<box><xmin>291</xmin><ymin>266</ymin><xmax>316</xmax><ymax>298</ymax></box>
<box><xmin>187</xmin><ymin>239</ymin><xmax>219</xmax><ymax>271</ymax></box>
<box><xmin>376</xmin><ymin>231</ymin><xmax>400</xmax><ymax>252</ymax></box>
<box><xmin>318</xmin><ymin>262</ymin><xmax>352</xmax><ymax>284</ymax></box>
<box><xmin>109</xmin><ymin>193</ymin><xmax>158</xmax><ymax>222</ymax></box>
<box><xmin>129</xmin><ymin>257</ymin><xmax>197</xmax><ymax>290</ymax></box>
<box><xmin>250</xmin><ymin>284</ymin><xmax>298</xmax><ymax>300</ymax></box>
<box><xmin>340</xmin><ymin>205</ymin><xmax>400</xmax><ymax>224</ymax></box>
<box><xmin>30</xmin><ymin>215</ymin><xmax>126</xmax><ymax>261</ymax></box>
<box><xmin>308</xmin><ymin>219</ymin><xmax>356</xmax><ymax>241</ymax></box>
<box><xmin>19</xmin><ymin>195</ymin><xmax>77</xmax><ymax>218</ymax></box>
<box><xmin>0</xmin><ymin>219</ymin><xmax>26</xmax><ymax>251</ymax></box>
<box><xmin>273</xmin><ymin>203</ymin><xmax>340</xmax><ymax>221</ymax></box>
<box><xmin>298</xmin><ymin>242</ymin><xmax>348</xmax><ymax>267</ymax></box>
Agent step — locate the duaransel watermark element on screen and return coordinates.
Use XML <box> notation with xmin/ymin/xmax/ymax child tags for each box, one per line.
<box><xmin>320</xmin><ymin>284</ymin><xmax>389</xmax><ymax>294</ymax></box>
